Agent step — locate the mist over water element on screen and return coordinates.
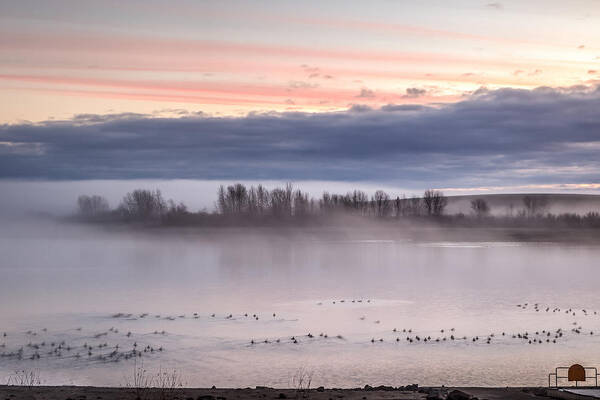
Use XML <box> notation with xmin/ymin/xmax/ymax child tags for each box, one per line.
<box><xmin>2</xmin><ymin>218</ymin><xmax>600</xmax><ymax>387</ymax></box>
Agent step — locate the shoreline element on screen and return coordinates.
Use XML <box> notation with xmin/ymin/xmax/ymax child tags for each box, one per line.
<box><xmin>66</xmin><ymin>220</ymin><xmax>600</xmax><ymax>244</ymax></box>
<box><xmin>0</xmin><ymin>385</ymin><xmax>595</xmax><ymax>400</ymax></box>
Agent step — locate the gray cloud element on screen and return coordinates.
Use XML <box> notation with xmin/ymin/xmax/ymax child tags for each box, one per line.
<box><xmin>1</xmin><ymin>85</ymin><xmax>600</xmax><ymax>189</ymax></box>
<box><xmin>356</xmin><ymin>88</ymin><xmax>376</xmax><ymax>98</ymax></box>
<box><xmin>403</xmin><ymin>88</ymin><xmax>427</xmax><ymax>98</ymax></box>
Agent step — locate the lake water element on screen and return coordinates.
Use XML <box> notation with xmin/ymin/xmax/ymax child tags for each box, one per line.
<box><xmin>1</xmin><ymin>220</ymin><xmax>600</xmax><ymax>388</ymax></box>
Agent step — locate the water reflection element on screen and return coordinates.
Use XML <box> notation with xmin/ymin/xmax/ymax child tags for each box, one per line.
<box><xmin>1</xmin><ymin>221</ymin><xmax>600</xmax><ymax>387</ymax></box>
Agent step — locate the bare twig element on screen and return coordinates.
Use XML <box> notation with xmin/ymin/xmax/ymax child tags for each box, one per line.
<box><xmin>291</xmin><ymin>367</ymin><xmax>314</xmax><ymax>399</ymax></box>
<box><xmin>6</xmin><ymin>369</ymin><xmax>41</xmax><ymax>389</ymax></box>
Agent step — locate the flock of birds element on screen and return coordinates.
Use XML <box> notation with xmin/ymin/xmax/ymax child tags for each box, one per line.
<box><xmin>243</xmin><ymin>300</ymin><xmax>600</xmax><ymax>347</ymax></box>
<box><xmin>2</xmin><ymin>300</ymin><xmax>600</xmax><ymax>370</ymax></box>
<box><xmin>0</xmin><ymin>324</ymin><xmax>166</xmax><ymax>365</ymax></box>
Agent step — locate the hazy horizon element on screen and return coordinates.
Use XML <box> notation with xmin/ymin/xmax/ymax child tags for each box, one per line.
<box><xmin>2</xmin><ymin>180</ymin><xmax>600</xmax><ymax>218</ymax></box>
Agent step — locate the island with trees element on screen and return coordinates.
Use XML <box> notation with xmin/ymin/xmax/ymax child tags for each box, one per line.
<box><xmin>69</xmin><ymin>183</ymin><xmax>600</xmax><ymax>241</ymax></box>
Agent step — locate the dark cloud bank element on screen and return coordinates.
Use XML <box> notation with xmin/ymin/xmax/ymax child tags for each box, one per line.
<box><xmin>1</xmin><ymin>85</ymin><xmax>600</xmax><ymax>189</ymax></box>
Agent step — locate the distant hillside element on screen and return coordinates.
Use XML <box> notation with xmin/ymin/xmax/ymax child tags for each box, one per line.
<box><xmin>445</xmin><ymin>193</ymin><xmax>600</xmax><ymax>216</ymax></box>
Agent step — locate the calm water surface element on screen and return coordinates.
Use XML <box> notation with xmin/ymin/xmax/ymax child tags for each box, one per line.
<box><xmin>1</xmin><ymin>220</ymin><xmax>600</xmax><ymax>387</ymax></box>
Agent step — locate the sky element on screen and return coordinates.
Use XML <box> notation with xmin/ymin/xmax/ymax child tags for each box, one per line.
<box><xmin>1</xmin><ymin>0</ymin><xmax>600</xmax><ymax>199</ymax></box>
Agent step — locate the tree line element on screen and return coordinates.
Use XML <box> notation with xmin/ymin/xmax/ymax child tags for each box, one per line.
<box><xmin>76</xmin><ymin>183</ymin><xmax>449</xmax><ymax>222</ymax></box>
<box><xmin>73</xmin><ymin>183</ymin><xmax>600</xmax><ymax>228</ymax></box>
<box><xmin>216</xmin><ymin>184</ymin><xmax>448</xmax><ymax>218</ymax></box>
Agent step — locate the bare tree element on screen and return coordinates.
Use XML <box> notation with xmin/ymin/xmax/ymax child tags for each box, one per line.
<box><xmin>247</xmin><ymin>186</ymin><xmax>259</xmax><ymax>216</ymax></box>
<box><xmin>351</xmin><ymin>190</ymin><xmax>368</xmax><ymax>215</ymax></box>
<box><xmin>243</xmin><ymin>184</ymin><xmax>271</xmax><ymax>216</ymax></box>
<box><xmin>255</xmin><ymin>184</ymin><xmax>270</xmax><ymax>216</ymax></box>
<box><xmin>319</xmin><ymin>192</ymin><xmax>332</xmax><ymax>214</ymax></box>
<box><xmin>432</xmin><ymin>192</ymin><xmax>448</xmax><ymax>216</ymax></box>
<box><xmin>372</xmin><ymin>190</ymin><xmax>391</xmax><ymax>217</ymax></box>
<box><xmin>77</xmin><ymin>195</ymin><xmax>109</xmax><ymax>217</ymax></box>
<box><xmin>423</xmin><ymin>189</ymin><xmax>447</xmax><ymax>216</ymax></box>
<box><xmin>217</xmin><ymin>183</ymin><xmax>250</xmax><ymax>215</ymax></box>
<box><xmin>423</xmin><ymin>190</ymin><xmax>435</xmax><ymax>216</ymax></box>
<box><xmin>523</xmin><ymin>195</ymin><xmax>549</xmax><ymax>217</ymax></box>
<box><xmin>293</xmin><ymin>189</ymin><xmax>310</xmax><ymax>217</ymax></box>
<box><xmin>270</xmin><ymin>183</ymin><xmax>293</xmax><ymax>217</ymax></box>
<box><xmin>227</xmin><ymin>183</ymin><xmax>248</xmax><ymax>214</ymax></box>
<box><xmin>166</xmin><ymin>200</ymin><xmax>188</xmax><ymax>220</ymax></box>
<box><xmin>217</xmin><ymin>185</ymin><xmax>229</xmax><ymax>214</ymax></box>
<box><xmin>119</xmin><ymin>189</ymin><xmax>166</xmax><ymax>220</ymax></box>
<box><xmin>470</xmin><ymin>198</ymin><xmax>490</xmax><ymax>217</ymax></box>
<box><xmin>407</xmin><ymin>196</ymin><xmax>423</xmax><ymax>216</ymax></box>
<box><xmin>506</xmin><ymin>202</ymin><xmax>515</xmax><ymax>218</ymax></box>
<box><xmin>393</xmin><ymin>196</ymin><xmax>401</xmax><ymax>218</ymax></box>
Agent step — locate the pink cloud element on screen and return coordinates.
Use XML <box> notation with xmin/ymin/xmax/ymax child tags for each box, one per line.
<box><xmin>0</xmin><ymin>74</ymin><xmax>460</xmax><ymax>109</ymax></box>
<box><xmin>0</xmin><ymin>31</ymin><xmax>535</xmax><ymax>70</ymax></box>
